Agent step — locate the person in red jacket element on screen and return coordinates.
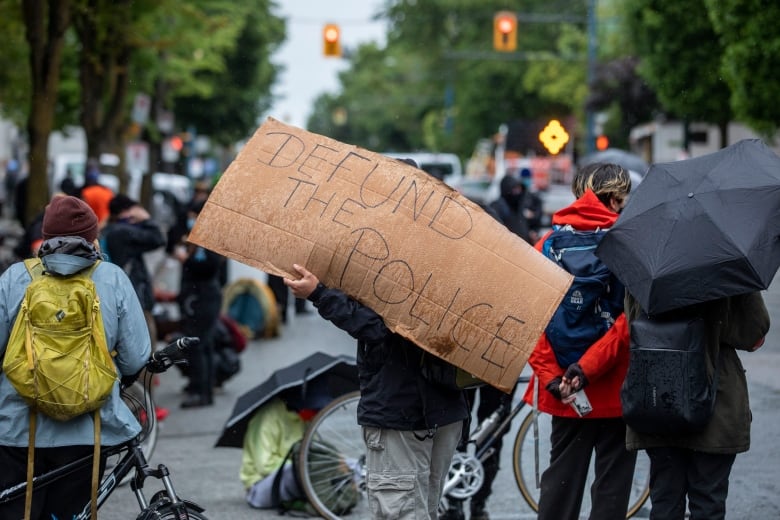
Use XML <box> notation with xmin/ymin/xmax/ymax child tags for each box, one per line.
<box><xmin>522</xmin><ymin>162</ymin><xmax>634</xmax><ymax>520</ymax></box>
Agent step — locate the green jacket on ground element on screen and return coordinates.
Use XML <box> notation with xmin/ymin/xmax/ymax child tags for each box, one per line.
<box><xmin>624</xmin><ymin>292</ymin><xmax>770</xmax><ymax>454</ymax></box>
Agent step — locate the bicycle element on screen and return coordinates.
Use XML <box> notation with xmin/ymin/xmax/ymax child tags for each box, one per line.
<box><xmin>295</xmin><ymin>375</ymin><xmax>650</xmax><ymax>520</ymax></box>
<box><xmin>0</xmin><ymin>336</ymin><xmax>209</xmax><ymax>520</ymax></box>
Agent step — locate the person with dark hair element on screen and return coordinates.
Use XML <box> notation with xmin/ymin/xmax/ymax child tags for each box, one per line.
<box><xmin>174</xmin><ymin>199</ymin><xmax>226</xmax><ymax>408</ymax></box>
<box><xmin>489</xmin><ymin>175</ymin><xmax>531</xmax><ymax>243</ymax></box>
<box><xmin>101</xmin><ymin>194</ymin><xmax>166</xmax><ymax>348</ymax></box>
<box><xmin>285</xmin><ymin>263</ymin><xmax>469</xmax><ymax>520</ymax></box>
<box><xmin>522</xmin><ymin>163</ymin><xmax>636</xmax><ymax>520</ymax></box>
<box><xmin>0</xmin><ymin>195</ymin><xmax>150</xmax><ymax>519</ymax></box>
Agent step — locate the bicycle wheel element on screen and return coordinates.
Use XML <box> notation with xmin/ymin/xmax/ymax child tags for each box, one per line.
<box><xmin>106</xmin><ymin>381</ymin><xmax>158</xmax><ymax>485</ymax></box>
<box><xmin>297</xmin><ymin>391</ymin><xmax>367</xmax><ymax>519</ymax></box>
<box><xmin>513</xmin><ymin>411</ymin><xmax>651</xmax><ymax>518</ymax></box>
<box><xmin>151</xmin><ymin>505</ymin><xmax>209</xmax><ymax>519</ymax></box>
<box><xmin>123</xmin><ymin>381</ymin><xmax>159</xmax><ymax>461</ymax></box>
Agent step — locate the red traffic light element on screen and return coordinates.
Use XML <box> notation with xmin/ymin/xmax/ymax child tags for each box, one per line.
<box><xmin>596</xmin><ymin>135</ymin><xmax>610</xmax><ymax>151</ymax></box>
<box><xmin>493</xmin><ymin>11</ymin><xmax>517</xmax><ymax>52</ymax></box>
<box><xmin>497</xmin><ymin>17</ymin><xmax>514</xmax><ymax>34</ymax></box>
<box><xmin>169</xmin><ymin>135</ymin><xmax>184</xmax><ymax>152</ymax></box>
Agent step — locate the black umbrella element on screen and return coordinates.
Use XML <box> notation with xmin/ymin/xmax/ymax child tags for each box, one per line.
<box><xmin>596</xmin><ymin>139</ymin><xmax>780</xmax><ymax>314</ymax></box>
<box><xmin>581</xmin><ymin>148</ymin><xmax>650</xmax><ymax>175</ymax></box>
<box><xmin>215</xmin><ymin>352</ymin><xmax>359</xmax><ymax>448</ymax></box>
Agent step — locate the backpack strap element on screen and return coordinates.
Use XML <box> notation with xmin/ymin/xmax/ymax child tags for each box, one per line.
<box><xmin>22</xmin><ymin>257</ymin><xmax>43</xmax><ymax>279</ymax></box>
<box><xmin>90</xmin><ymin>410</ymin><xmax>100</xmax><ymax>520</ymax></box>
<box><xmin>23</xmin><ymin>412</ymin><xmax>35</xmax><ymax>520</ymax></box>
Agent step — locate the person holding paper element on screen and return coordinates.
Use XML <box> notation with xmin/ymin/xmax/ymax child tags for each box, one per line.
<box><xmin>285</xmin><ymin>263</ymin><xmax>469</xmax><ymax>520</ymax></box>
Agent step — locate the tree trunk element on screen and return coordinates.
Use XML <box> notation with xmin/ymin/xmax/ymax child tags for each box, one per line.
<box><xmin>21</xmin><ymin>0</ymin><xmax>72</xmax><ymax>225</ymax></box>
<box><xmin>73</xmin><ymin>0</ymin><xmax>133</xmax><ymax>192</ymax></box>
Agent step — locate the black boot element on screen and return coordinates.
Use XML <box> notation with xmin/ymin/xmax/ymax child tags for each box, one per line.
<box><xmin>180</xmin><ymin>394</ymin><xmax>213</xmax><ymax>408</ymax></box>
<box><xmin>440</xmin><ymin>501</ymin><xmax>465</xmax><ymax>520</ymax></box>
<box><xmin>470</xmin><ymin>501</ymin><xmax>489</xmax><ymax>520</ymax></box>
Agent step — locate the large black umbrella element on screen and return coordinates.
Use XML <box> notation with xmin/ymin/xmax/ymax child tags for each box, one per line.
<box><xmin>215</xmin><ymin>352</ymin><xmax>359</xmax><ymax>448</ymax></box>
<box><xmin>596</xmin><ymin>139</ymin><xmax>780</xmax><ymax>314</ymax></box>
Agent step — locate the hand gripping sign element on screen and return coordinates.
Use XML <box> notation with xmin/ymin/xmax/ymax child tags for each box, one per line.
<box><xmin>189</xmin><ymin>118</ymin><xmax>572</xmax><ymax>392</ymax></box>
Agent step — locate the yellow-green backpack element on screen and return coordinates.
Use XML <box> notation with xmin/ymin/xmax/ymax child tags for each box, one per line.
<box><xmin>2</xmin><ymin>258</ymin><xmax>117</xmax><ymax>520</ymax></box>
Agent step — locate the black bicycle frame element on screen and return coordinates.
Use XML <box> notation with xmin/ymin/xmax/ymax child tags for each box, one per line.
<box><xmin>471</xmin><ymin>375</ymin><xmax>532</xmax><ymax>463</ymax></box>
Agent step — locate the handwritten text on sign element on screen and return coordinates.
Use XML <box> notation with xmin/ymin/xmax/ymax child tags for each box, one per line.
<box><xmin>189</xmin><ymin>118</ymin><xmax>571</xmax><ymax>392</ymax></box>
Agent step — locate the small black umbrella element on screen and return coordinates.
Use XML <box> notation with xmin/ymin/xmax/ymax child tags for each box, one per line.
<box><xmin>581</xmin><ymin>148</ymin><xmax>650</xmax><ymax>175</ymax></box>
<box><xmin>215</xmin><ymin>352</ymin><xmax>359</xmax><ymax>448</ymax></box>
<box><xmin>596</xmin><ymin>139</ymin><xmax>780</xmax><ymax>314</ymax></box>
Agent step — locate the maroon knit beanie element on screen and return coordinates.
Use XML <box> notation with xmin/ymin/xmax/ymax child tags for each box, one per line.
<box><xmin>41</xmin><ymin>195</ymin><xmax>99</xmax><ymax>243</ymax></box>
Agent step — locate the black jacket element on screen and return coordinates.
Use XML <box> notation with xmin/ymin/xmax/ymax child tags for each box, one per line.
<box><xmin>102</xmin><ymin>219</ymin><xmax>166</xmax><ymax>311</ymax></box>
<box><xmin>308</xmin><ymin>284</ymin><xmax>469</xmax><ymax>432</ymax></box>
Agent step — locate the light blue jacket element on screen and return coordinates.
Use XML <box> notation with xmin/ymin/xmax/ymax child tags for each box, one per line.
<box><xmin>0</xmin><ymin>252</ymin><xmax>151</xmax><ymax>447</ymax></box>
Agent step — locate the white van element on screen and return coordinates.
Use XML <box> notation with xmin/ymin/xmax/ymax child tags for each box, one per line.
<box><xmin>383</xmin><ymin>152</ymin><xmax>463</xmax><ymax>187</ymax></box>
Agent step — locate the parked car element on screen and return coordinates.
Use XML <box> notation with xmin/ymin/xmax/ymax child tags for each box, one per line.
<box><xmin>383</xmin><ymin>152</ymin><xmax>464</xmax><ymax>187</ymax></box>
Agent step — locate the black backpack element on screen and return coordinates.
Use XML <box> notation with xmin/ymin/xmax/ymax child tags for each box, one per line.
<box><xmin>542</xmin><ymin>225</ymin><xmax>624</xmax><ymax>368</ymax></box>
<box><xmin>621</xmin><ymin>305</ymin><xmax>719</xmax><ymax>434</ymax></box>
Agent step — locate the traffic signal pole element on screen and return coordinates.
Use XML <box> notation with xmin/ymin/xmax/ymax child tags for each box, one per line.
<box><xmin>585</xmin><ymin>0</ymin><xmax>597</xmax><ymax>154</ymax></box>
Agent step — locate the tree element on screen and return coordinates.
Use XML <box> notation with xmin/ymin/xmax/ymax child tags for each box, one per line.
<box><xmin>309</xmin><ymin>0</ymin><xmax>592</xmax><ymax>160</ymax></box>
<box><xmin>0</xmin><ymin>2</ymin><xmax>31</xmax><ymax>127</ymax></box>
<box><xmin>173</xmin><ymin>3</ymin><xmax>285</xmax><ymax>147</ymax></box>
<box><xmin>626</xmin><ymin>0</ymin><xmax>732</xmax><ymax>148</ymax></box>
<box><xmin>21</xmin><ymin>0</ymin><xmax>73</xmax><ymax>225</ymax></box>
<box><xmin>705</xmin><ymin>0</ymin><xmax>780</xmax><ymax>137</ymax></box>
<box><xmin>72</xmin><ymin>0</ymin><xmax>251</xmax><ymax>185</ymax></box>
<box><xmin>587</xmin><ymin>56</ymin><xmax>659</xmax><ymax>150</ymax></box>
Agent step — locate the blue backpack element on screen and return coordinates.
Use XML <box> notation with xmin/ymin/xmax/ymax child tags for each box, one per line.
<box><xmin>542</xmin><ymin>225</ymin><xmax>624</xmax><ymax>368</ymax></box>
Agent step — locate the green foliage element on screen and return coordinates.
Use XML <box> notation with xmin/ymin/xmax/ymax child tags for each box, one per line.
<box><xmin>626</xmin><ymin>0</ymin><xmax>731</xmax><ymax>125</ymax></box>
<box><xmin>310</xmin><ymin>0</ymin><xmax>594</xmax><ymax>159</ymax></box>
<box><xmin>173</xmin><ymin>2</ymin><xmax>286</xmax><ymax>145</ymax></box>
<box><xmin>705</xmin><ymin>0</ymin><xmax>780</xmax><ymax>137</ymax></box>
<box><xmin>0</xmin><ymin>1</ymin><xmax>30</xmax><ymax>125</ymax></box>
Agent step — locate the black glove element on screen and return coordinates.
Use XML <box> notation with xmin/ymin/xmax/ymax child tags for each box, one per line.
<box><xmin>120</xmin><ymin>369</ymin><xmax>143</xmax><ymax>389</ymax></box>
<box><xmin>545</xmin><ymin>377</ymin><xmax>563</xmax><ymax>400</ymax></box>
<box><xmin>563</xmin><ymin>363</ymin><xmax>588</xmax><ymax>390</ymax></box>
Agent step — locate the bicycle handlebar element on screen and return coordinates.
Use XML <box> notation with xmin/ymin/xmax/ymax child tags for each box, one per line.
<box><xmin>145</xmin><ymin>336</ymin><xmax>199</xmax><ymax>374</ymax></box>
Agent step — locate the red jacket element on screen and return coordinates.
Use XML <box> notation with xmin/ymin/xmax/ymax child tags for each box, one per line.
<box><xmin>522</xmin><ymin>189</ymin><xmax>630</xmax><ymax>418</ymax></box>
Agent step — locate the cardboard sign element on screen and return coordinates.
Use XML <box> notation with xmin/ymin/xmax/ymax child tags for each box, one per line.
<box><xmin>189</xmin><ymin>118</ymin><xmax>572</xmax><ymax>392</ymax></box>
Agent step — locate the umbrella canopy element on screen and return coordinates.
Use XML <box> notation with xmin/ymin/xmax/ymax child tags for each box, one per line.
<box><xmin>215</xmin><ymin>351</ymin><xmax>359</xmax><ymax>448</ymax></box>
<box><xmin>596</xmin><ymin>139</ymin><xmax>780</xmax><ymax>314</ymax></box>
<box><xmin>581</xmin><ymin>148</ymin><xmax>650</xmax><ymax>176</ymax></box>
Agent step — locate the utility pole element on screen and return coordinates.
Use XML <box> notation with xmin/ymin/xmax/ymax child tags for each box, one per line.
<box><xmin>585</xmin><ymin>0</ymin><xmax>598</xmax><ymax>155</ymax></box>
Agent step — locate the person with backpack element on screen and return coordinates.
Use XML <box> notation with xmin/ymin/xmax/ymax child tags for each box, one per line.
<box><xmin>0</xmin><ymin>195</ymin><xmax>151</xmax><ymax>520</ymax></box>
<box><xmin>622</xmin><ymin>291</ymin><xmax>769</xmax><ymax>519</ymax></box>
<box><xmin>285</xmin><ymin>262</ymin><xmax>469</xmax><ymax>520</ymax></box>
<box><xmin>521</xmin><ymin>163</ymin><xmax>636</xmax><ymax>520</ymax></box>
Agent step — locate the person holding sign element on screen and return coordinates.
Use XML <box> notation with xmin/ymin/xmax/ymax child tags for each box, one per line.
<box><xmin>285</xmin><ymin>263</ymin><xmax>469</xmax><ymax>520</ymax></box>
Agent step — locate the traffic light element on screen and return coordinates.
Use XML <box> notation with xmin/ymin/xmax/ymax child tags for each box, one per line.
<box><xmin>596</xmin><ymin>135</ymin><xmax>610</xmax><ymax>151</ymax></box>
<box><xmin>493</xmin><ymin>11</ymin><xmax>517</xmax><ymax>52</ymax></box>
<box><xmin>169</xmin><ymin>135</ymin><xmax>183</xmax><ymax>153</ymax></box>
<box><xmin>323</xmin><ymin>23</ymin><xmax>341</xmax><ymax>57</ymax></box>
